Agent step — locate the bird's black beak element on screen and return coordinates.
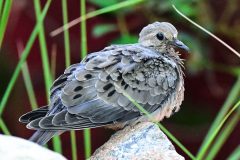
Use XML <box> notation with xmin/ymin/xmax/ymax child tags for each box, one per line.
<box><xmin>170</xmin><ymin>39</ymin><xmax>189</xmax><ymax>52</ymax></box>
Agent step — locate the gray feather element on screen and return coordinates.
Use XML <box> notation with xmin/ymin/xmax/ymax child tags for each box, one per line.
<box><xmin>20</xmin><ymin>22</ymin><xmax>185</xmax><ymax>146</ymax></box>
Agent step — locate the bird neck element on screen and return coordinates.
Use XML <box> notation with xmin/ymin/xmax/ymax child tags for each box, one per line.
<box><xmin>166</xmin><ymin>47</ymin><xmax>184</xmax><ymax>69</ymax></box>
<box><xmin>144</xmin><ymin>45</ymin><xmax>184</xmax><ymax>68</ymax></box>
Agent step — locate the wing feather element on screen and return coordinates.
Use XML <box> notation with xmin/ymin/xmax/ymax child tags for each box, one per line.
<box><xmin>22</xmin><ymin>44</ymin><xmax>180</xmax><ymax>131</ymax></box>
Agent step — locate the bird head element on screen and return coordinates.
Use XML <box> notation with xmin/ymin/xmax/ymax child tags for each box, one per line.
<box><xmin>139</xmin><ymin>22</ymin><xmax>189</xmax><ymax>52</ymax></box>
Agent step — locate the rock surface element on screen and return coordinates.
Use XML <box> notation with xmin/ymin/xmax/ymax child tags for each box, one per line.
<box><xmin>0</xmin><ymin>134</ymin><xmax>66</xmax><ymax>160</ymax></box>
<box><xmin>91</xmin><ymin>122</ymin><xmax>184</xmax><ymax>160</ymax></box>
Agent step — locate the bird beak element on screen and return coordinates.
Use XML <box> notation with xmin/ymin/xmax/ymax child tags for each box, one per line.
<box><xmin>170</xmin><ymin>39</ymin><xmax>189</xmax><ymax>52</ymax></box>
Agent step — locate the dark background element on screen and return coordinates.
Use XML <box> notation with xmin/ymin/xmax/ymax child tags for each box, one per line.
<box><xmin>0</xmin><ymin>0</ymin><xmax>239</xmax><ymax>159</ymax></box>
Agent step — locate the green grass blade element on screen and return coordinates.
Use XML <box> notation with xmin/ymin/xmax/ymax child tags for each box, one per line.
<box><xmin>80</xmin><ymin>0</ymin><xmax>92</xmax><ymax>158</ymax></box>
<box><xmin>171</xmin><ymin>5</ymin><xmax>240</xmax><ymax>159</ymax></box>
<box><xmin>20</xmin><ymin>63</ymin><xmax>38</xmax><ymax>110</ymax></box>
<box><xmin>172</xmin><ymin>5</ymin><xmax>240</xmax><ymax>58</ymax></box>
<box><xmin>205</xmin><ymin>111</ymin><xmax>239</xmax><ymax>160</ymax></box>
<box><xmin>0</xmin><ymin>118</ymin><xmax>10</xmax><ymax>135</ymax></box>
<box><xmin>51</xmin><ymin>136</ymin><xmax>62</xmax><ymax>153</ymax></box>
<box><xmin>0</xmin><ymin>0</ymin><xmax>4</xmax><ymax>17</ymax></box>
<box><xmin>196</xmin><ymin>100</ymin><xmax>240</xmax><ymax>160</ymax></box>
<box><xmin>17</xmin><ymin>42</ymin><xmax>38</xmax><ymax>110</ymax></box>
<box><xmin>228</xmin><ymin>145</ymin><xmax>240</xmax><ymax>160</ymax></box>
<box><xmin>62</xmin><ymin>0</ymin><xmax>71</xmax><ymax>67</ymax></box>
<box><xmin>50</xmin><ymin>0</ymin><xmax>145</xmax><ymax>37</ymax></box>
<box><xmin>157</xmin><ymin>123</ymin><xmax>196</xmax><ymax>160</ymax></box>
<box><xmin>0</xmin><ymin>0</ymin><xmax>12</xmax><ymax>48</ymax></box>
<box><xmin>80</xmin><ymin>0</ymin><xmax>87</xmax><ymax>58</ymax></box>
<box><xmin>61</xmin><ymin>0</ymin><xmax>77</xmax><ymax>159</ymax></box>
<box><xmin>70</xmin><ymin>131</ymin><xmax>77</xmax><ymax>160</ymax></box>
<box><xmin>34</xmin><ymin>0</ymin><xmax>53</xmax><ymax>98</ymax></box>
<box><xmin>0</xmin><ymin>0</ymin><xmax>51</xmax><ymax>116</ymax></box>
<box><xmin>115</xmin><ymin>84</ymin><xmax>196</xmax><ymax>160</ymax></box>
<box><xmin>197</xmin><ymin>76</ymin><xmax>240</xmax><ymax>158</ymax></box>
<box><xmin>34</xmin><ymin>0</ymin><xmax>62</xmax><ymax>153</ymax></box>
<box><xmin>83</xmin><ymin>129</ymin><xmax>91</xmax><ymax>158</ymax></box>
<box><xmin>203</xmin><ymin>76</ymin><xmax>240</xmax><ymax>136</ymax></box>
<box><xmin>50</xmin><ymin>44</ymin><xmax>57</xmax><ymax>79</ymax></box>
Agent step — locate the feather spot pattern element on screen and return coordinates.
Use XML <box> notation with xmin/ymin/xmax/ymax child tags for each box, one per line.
<box><xmin>74</xmin><ymin>86</ymin><xmax>83</xmax><ymax>92</ymax></box>
<box><xmin>73</xmin><ymin>94</ymin><xmax>82</xmax><ymax>99</ymax></box>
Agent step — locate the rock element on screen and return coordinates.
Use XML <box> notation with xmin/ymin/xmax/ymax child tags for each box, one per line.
<box><xmin>91</xmin><ymin>122</ymin><xmax>184</xmax><ymax>160</ymax></box>
<box><xmin>0</xmin><ymin>134</ymin><xmax>66</xmax><ymax>160</ymax></box>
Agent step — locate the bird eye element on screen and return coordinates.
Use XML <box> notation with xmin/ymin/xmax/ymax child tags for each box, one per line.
<box><xmin>156</xmin><ymin>33</ymin><xmax>164</xmax><ymax>41</ymax></box>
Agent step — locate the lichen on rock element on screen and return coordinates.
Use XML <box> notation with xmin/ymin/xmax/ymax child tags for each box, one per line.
<box><xmin>91</xmin><ymin>122</ymin><xmax>185</xmax><ymax>160</ymax></box>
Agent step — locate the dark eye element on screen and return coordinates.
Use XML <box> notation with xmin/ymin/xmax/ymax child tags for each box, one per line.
<box><xmin>156</xmin><ymin>33</ymin><xmax>164</xmax><ymax>41</ymax></box>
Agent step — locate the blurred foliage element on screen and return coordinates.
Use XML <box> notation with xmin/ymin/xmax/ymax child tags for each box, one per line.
<box><xmin>90</xmin><ymin>0</ymin><xmax>139</xmax><ymax>44</ymax></box>
<box><xmin>170</xmin><ymin>102</ymin><xmax>212</xmax><ymax>126</ymax></box>
<box><xmin>178</xmin><ymin>33</ymin><xmax>207</xmax><ymax>74</ymax></box>
<box><xmin>89</xmin><ymin>0</ymin><xmax>209</xmax><ymax>74</ymax></box>
<box><xmin>89</xmin><ymin>0</ymin><xmax>134</xmax><ymax>14</ymax></box>
<box><xmin>90</xmin><ymin>0</ymin><xmax>240</xmax><ymax>76</ymax></box>
<box><xmin>228</xmin><ymin>145</ymin><xmax>240</xmax><ymax>160</ymax></box>
<box><xmin>89</xmin><ymin>0</ymin><xmax>123</xmax><ymax>8</ymax></box>
<box><xmin>112</xmin><ymin>35</ymin><xmax>138</xmax><ymax>44</ymax></box>
<box><xmin>92</xmin><ymin>24</ymin><xmax>117</xmax><ymax>37</ymax></box>
<box><xmin>147</xmin><ymin>0</ymin><xmax>198</xmax><ymax>17</ymax></box>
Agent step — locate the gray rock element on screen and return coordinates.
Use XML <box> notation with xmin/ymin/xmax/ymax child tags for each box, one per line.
<box><xmin>91</xmin><ymin>122</ymin><xmax>185</xmax><ymax>160</ymax></box>
<box><xmin>0</xmin><ymin>134</ymin><xmax>66</xmax><ymax>160</ymax></box>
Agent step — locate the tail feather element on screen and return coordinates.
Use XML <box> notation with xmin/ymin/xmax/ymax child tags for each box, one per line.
<box><xmin>29</xmin><ymin>130</ymin><xmax>57</xmax><ymax>145</ymax></box>
<box><xmin>19</xmin><ymin>106</ymin><xmax>49</xmax><ymax>123</ymax></box>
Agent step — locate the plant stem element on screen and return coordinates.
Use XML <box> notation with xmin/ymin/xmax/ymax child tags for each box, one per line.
<box><xmin>34</xmin><ymin>0</ymin><xmax>53</xmax><ymax>99</ymax></box>
<box><xmin>0</xmin><ymin>0</ymin><xmax>51</xmax><ymax>116</ymax></box>
<box><xmin>17</xmin><ymin>42</ymin><xmax>38</xmax><ymax>110</ymax></box>
<box><xmin>80</xmin><ymin>0</ymin><xmax>87</xmax><ymax>58</ymax></box>
<box><xmin>0</xmin><ymin>0</ymin><xmax>4</xmax><ymax>17</ymax></box>
<box><xmin>205</xmin><ymin>110</ymin><xmax>240</xmax><ymax>160</ymax></box>
<box><xmin>62</xmin><ymin>0</ymin><xmax>70</xmax><ymax>67</ymax></box>
<box><xmin>0</xmin><ymin>118</ymin><xmax>10</xmax><ymax>135</ymax></box>
<box><xmin>227</xmin><ymin>145</ymin><xmax>240</xmax><ymax>160</ymax></box>
<box><xmin>196</xmin><ymin>100</ymin><xmax>240</xmax><ymax>160</ymax></box>
<box><xmin>34</xmin><ymin>0</ymin><xmax>62</xmax><ymax>153</ymax></box>
<box><xmin>197</xmin><ymin>76</ymin><xmax>240</xmax><ymax>159</ymax></box>
<box><xmin>62</xmin><ymin>0</ymin><xmax>78</xmax><ymax>159</ymax></box>
<box><xmin>117</xmin><ymin>13</ymin><xmax>129</xmax><ymax>37</ymax></box>
<box><xmin>80</xmin><ymin>0</ymin><xmax>92</xmax><ymax>158</ymax></box>
<box><xmin>50</xmin><ymin>44</ymin><xmax>57</xmax><ymax>79</ymax></box>
<box><xmin>0</xmin><ymin>0</ymin><xmax>12</xmax><ymax>48</ymax></box>
<box><xmin>70</xmin><ymin>130</ymin><xmax>77</xmax><ymax>160</ymax></box>
<box><xmin>51</xmin><ymin>0</ymin><xmax>145</xmax><ymax>37</ymax></box>
<box><xmin>172</xmin><ymin>5</ymin><xmax>240</xmax><ymax>58</ymax></box>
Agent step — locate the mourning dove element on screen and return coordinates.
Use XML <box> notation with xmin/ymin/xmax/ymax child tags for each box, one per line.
<box><xmin>19</xmin><ymin>22</ymin><xmax>189</xmax><ymax>145</ymax></box>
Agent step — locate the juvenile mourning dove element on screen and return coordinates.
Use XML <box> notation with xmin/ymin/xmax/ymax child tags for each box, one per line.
<box><xmin>19</xmin><ymin>22</ymin><xmax>189</xmax><ymax>145</ymax></box>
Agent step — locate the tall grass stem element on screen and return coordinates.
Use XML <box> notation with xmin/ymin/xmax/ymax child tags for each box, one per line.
<box><xmin>34</xmin><ymin>0</ymin><xmax>62</xmax><ymax>153</ymax></box>
<box><xmin>34</xmin><ymin>0</ymin><xmax>53</xmax><ymax>99</ymax></box>
<box><xmin>227</xmin><ymin>145</ymin><xmax>240</xmax><ymax>160</ymax></box>
<box><xmin>50</xmin><ymin>0</ymin><xmax>144</xmax><ymax>37</ymax></box>
<box><xmin>80</xmin><ymin>0</ymin><xmax>92</xmax><ymax>158</ymax></box>
<box><xmin>17</xmin><ymin>42</ymin><xmax>38</xmax><ymax>110</ymax></box>
<box><xmin>196</xmin><ymin>100</ymin><xmax>240</xmax><ymax>160</ymax></box>
<box><xmin>0</xmin><ymin>0</ymin><xmax>12</xmax><ymax>48</ymax></box>
<box><xmin>0</xmin><ymin>118</ymin><xmax>10</xmax><ymax>135</ymax></box>
<box><xmin>172</xmin><ymin>5</ymin><xmax>240</xmax><ymax>58</ymax></box>
<box><xmin>0</xmin><ymin>0</ymin><xmax>4</xmax><ymax>17</ymax></box>
<box><xmin>0</xmin><ymin>0</ymin><xmax>51</xmax><ymax>117</ymax></box>
<box><xmin>62</xmin><ymin>0</ymin><xmax>71</xmax><ymax>67</ymax></box>
<box><xmin>62</xmin><ymin>0</ymin><xmax>78</xmax><ymax>159</ymax></box>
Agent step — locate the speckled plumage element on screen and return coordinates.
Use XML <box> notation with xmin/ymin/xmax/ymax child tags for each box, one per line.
<box><xmin>19</xmin><ymin>22</ymin><xmax>189</xmax><ymax>145</ymax></box>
